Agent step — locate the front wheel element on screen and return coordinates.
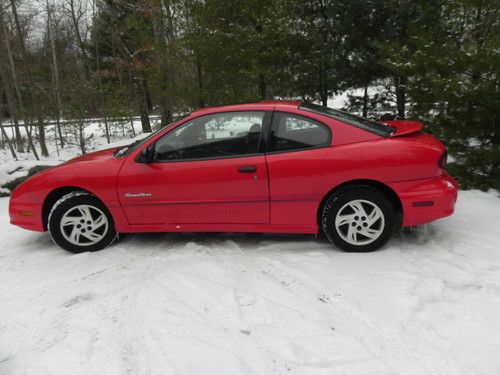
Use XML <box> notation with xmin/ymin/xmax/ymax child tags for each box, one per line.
<box><xmin>48</xmin><ymin>192</ymin><xmax>118</xmax><ymax>253</ymax></box>
<box><xmin>321</xmin><ymin>186</ymin><xmax>395</xmax><ymax>252</ymax></box>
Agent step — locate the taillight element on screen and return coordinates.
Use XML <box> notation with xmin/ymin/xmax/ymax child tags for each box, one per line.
<box><xmin>438</xmin><ymin>151</ymin><xmax>447</xmax><ymax>169</ymax></box>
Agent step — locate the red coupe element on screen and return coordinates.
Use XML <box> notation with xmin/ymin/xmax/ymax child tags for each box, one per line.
<box><xmin>9</xmin><ymin>101</ymin><xmax>458</xmax><ymax>253</ymax></box>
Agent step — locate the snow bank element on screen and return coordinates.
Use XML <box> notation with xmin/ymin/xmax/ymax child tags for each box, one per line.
<box><xmin>0</xmin><ymin>190</ymin><xmax>499</xmax><ymax>375</ymax></box>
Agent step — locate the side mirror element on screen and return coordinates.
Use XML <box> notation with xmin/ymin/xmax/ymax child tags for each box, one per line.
<box><xmin>135</xmin><ymin>145</ymin><xmax>154</xmax><ymax>163</ymax></box>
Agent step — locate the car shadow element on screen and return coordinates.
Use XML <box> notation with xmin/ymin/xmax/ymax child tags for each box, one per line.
<box><xmin>33</xmin><ymin>228</ymin><xmax>439</xmax><ymax>254</ymax></box>
<box><xmin>117</xmin><ymin>231</ymin><xmax>330</xmax><ymax>251</ymax></box>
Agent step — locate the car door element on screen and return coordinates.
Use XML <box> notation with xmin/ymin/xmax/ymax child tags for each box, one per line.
<box><xmin>117</xmin><ymin>111</ymin><xmax>271</xmax><ymax>225</ymax></box>
<box><xmin>264</xmin><ymin>111</ymin><xmax>333</xmax><ymax>227</ymax></box>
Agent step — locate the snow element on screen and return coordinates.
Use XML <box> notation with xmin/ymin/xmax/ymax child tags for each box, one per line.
<box><xmin>1</xmin><ymin>190</ymin><xmax>499</xmax><ymax>375</ymax></box>
<box><xmin>327</xmin><ymin>85</ymin><xmax>387</xmax><ymax>110</ymax></box>
<box><xmin>0</xmin><ymin>118</ymin><xmax>147</xmax><ymax>162</ymax></box>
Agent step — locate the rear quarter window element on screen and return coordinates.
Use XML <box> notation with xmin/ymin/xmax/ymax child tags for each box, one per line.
<box><xmin>300</xmin><ymin>102</ymin><xmax>393</xmax><ymax>137</ymax></box>
<box><xmin>270</xmin><ymin>112</ymin><xmax>331</xmax><ymax>152</ymax></box>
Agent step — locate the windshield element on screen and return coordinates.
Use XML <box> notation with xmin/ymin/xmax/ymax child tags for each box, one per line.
<box><xmin>114</xmin><ymin>114</ymin><xmax>190</xmax><ymax>157</ymax></box>
<box><xmin>300</xmin><ymin>102</ymin><xmax>394</xmax><ymax>137</ymax></box>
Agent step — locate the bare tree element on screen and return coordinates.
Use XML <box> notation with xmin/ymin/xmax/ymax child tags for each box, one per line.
<box><xmin>9</xmin><ymin>0</ymin><xmax>48</xmax><ymax>156</ymax></box>
<box><xmin>0</xmin><ymin>3</ymin><xmax>39</xmax><ymax>159</ymax></box>
<box><xmin>46</xmin><ymin>0</ymin><xmax>64</xmax><ymax>148</ymax></box>
<box><xmin>0</xmin><ymin>98</ymin><xmax>17</xmax><ymax>159</ymax></box>
<box><xmin>92</xmin><ymin>0</ymin><xmax>110</xmax><ymax>143</ymax></box>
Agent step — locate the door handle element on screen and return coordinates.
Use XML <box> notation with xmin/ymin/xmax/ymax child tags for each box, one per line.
<box><xmin>238</xmin><ymin>166</ymin><xmax>257</xmax><ymax>173</ymax></box>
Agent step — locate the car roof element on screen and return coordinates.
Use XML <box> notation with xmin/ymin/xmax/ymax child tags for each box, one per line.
<box><xmin>191</xmin><ymin>100</ymin><xmax>302</xmax><ymax>115</ymax></box>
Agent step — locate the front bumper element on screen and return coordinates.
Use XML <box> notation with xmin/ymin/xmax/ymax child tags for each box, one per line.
<box><xmin>389</xmin><ymin>172</ymin><xmax>458</xmax><ymax>227</ymax></box>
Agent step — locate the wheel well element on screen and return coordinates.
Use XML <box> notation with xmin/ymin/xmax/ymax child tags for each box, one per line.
<box><xmin>42</xmin><ymin>187</ymin><xmax>91</xmax><ymax>230</ymax></box>
<box><xmin>316</xmin><ymin>180</ymin><xmax>403</xmax><ymax>226</ymax></box>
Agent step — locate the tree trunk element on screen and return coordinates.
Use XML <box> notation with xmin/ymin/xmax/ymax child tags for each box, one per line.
<box><xmin>126</xmin><ymin>70</ymin><xmax>137</xmax><ymax>137</ymax></box>
<box><xmin>135</xmin><ymin>79</ymin><xmax>152</xmax><ymax>133</ymax></box>
<box><xmin>151</xmin><ymin>2</ymin><xmax>173</xmax><ymax>128</ymax></box>
<box><xmin>0</xmin><ymin>7</ymin><xmax>38</xmax><ymax>159</ymax></box>
<box><xmin>93</xmin><ymin>0</ymin><xmax>110</xmax><ymax>143</ymax></box>
<box><xmin>37</xmin><ymin>112</ymin><xmax>49</xmax><ymax>156</ymax></box>
<box><xmin>143</xmin><ymin>79</ymin><xmax>153</xmax><ymax>113</ymax></box>
<box><xmin>8</xmin><ymin>0</ymin><xmax>44</xmax><ymax>158</ymax></box>
<box><xmin>320</xmin><ymin>3</ymin><xmax>329</xmax><ymax>108</ymax></box>
<box><xmin>0</xmin><ymin>63</ymin><xmax>23</xmax><ymax>152</ymax></box>
<box><xmin>0</xmin><ymin>107</ymin><xmax>17</xmax><ymax>159</ymax></box>
<box><xmin>196</xmin><ymin>53</ymin><xmax>204</xmax><ymax>108</ymax></box>
<box><xmin>0</xmin><ymin>10</ymin><xmax>23</xmax><ymax>152</ymax></box>
<box><xmin>68</xmin><ymin>0</ymin><xmax>88</xmax><ymax>81</ymax></box>
<box><xmin>160</xmin><ymin>95</ymin><xmax>173</xmax><ymax>127</ymax></box>
<box><xmin>47</xmin><ymin>0</ymin><xmax>64</xmax><ymax>148</ymax></box>
<box><xmin>78</xmin><ymin>123</ymin><xmax>86</xmax><ymax>154</ymax></box>
<box><xmin>258</xmin><ymin>73</ymin><xmax>267</xmax><ymax>100</ymax></box>
<box><xmin>362</xmin><ymin>84</ymin><xmax>369</xmax><ymax>118</ymax></box>
<box><xmin>394</xmin><ymin>75</ymin><xmax>406</xmax><ymax>119</ymax></box>
<box><xmin>0</xmin><ymin>124</ymin><xmax>17</xmax><ymax>160</ymax></box>
<box><xmin>320</xmin><ymin>77</ymin><xmax>328</xmax><ymax>106</ymax></box>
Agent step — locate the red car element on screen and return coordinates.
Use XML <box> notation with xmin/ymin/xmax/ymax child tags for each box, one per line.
<box><xmin>9</xmin><ymin>101</ymin><xmax>458</xmax><ymax>253</ymax></box>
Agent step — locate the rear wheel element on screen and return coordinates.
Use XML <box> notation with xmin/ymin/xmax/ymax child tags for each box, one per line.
<box><xmin>48</xmin><ymin>192</ymin><xmax>118</xmax><ymax>253</ymax></box>
<box><xmin>321</xmin><ymin>186</ymin><xmax>395</xmax><ymax>252</ymax></box>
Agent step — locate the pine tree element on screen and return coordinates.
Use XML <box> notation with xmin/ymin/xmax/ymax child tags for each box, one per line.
<box><xmin>380</xmin><ymin>0</ymin><xmax>499</xmax><ymax>190</ymax></box>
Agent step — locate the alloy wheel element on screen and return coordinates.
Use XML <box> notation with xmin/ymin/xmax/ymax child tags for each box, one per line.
<box><xmin>59</xmin><ymin>204</ymin><xmax>109</xmax><ymax>246</ymax></box>
<box><xmin>334</xmin><ymin>199</ymin><xmax>385</xmax><ymax>246</ymax></box>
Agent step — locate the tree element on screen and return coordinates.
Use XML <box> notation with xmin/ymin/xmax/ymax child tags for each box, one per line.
<box><xmin>9</xmin><ymin>0</ymin><xmax>49</xmax><ymax>156</ymax></box>
<box><xmin>46</xmin><ymin>0</ymin><xmax>65</xmax><ymax>148</ymax></box>
<box><xmin>381</xmin><ymin>0</ymin><xmax>499</xmax><ymax>190</ymax></box>
<box><xmin>0</xmin><ymin>1</ymin><xmax>39</xmax><ymax>159</ymax></box>
<box><xmin>184</xmin><ymin>0</ymin><xmax>295</xmax><ymax>105</ymax></box>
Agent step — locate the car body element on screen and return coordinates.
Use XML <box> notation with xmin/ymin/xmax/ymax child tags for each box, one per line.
<box><xmin>9</xmin><ymin>100</ymin><xmax>458</xmax><ymax>252</ymax></box>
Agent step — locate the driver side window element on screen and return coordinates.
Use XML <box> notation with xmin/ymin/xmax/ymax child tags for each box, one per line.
<box><xmin>153</xmin><ymin>111</ymin><xmax>265</xmax><ymax>161</ymax></box>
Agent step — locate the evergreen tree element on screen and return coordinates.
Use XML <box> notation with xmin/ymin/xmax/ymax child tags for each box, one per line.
<box><xmin>183</xmin><ymin>0</ymin><xmax>294</xmax><ymax>105</ymax></box>
<box><xmin>380</xmin><ymin>0</ymin><xmax>499</xmax><ymax>190</ymax></box>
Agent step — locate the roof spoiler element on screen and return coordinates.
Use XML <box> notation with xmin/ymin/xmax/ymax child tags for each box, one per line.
<box><xmin>382</xmin><ymin>120</ymin><xmax>424</xmax><ymax>137</ymax></box>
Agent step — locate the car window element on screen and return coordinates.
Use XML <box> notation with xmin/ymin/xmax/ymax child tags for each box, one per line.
<box><xmin>300</xmin><ymin>102</ymin><xmax>394</xmax><ymax>137</ymax></box>
<box><xmin>269</xmin><ymin>112</ymin><xmax>331</xmax><ymax>152</ymax></box>
<box><xmin>153</xmin><ymin>111</ymin><xmax>265</xmax><ymax>161</ymax></box>
<box><xmin>114</xmin><ymin>114</ymin><xmax>190</xmax><ymax>157</ymax></box>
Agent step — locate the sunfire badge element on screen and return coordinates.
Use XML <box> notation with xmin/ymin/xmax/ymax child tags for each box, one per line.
<box><xmin>123</xmin><ymin>192</ymin><xmax>152</xmax><ymax>198</ymax></box>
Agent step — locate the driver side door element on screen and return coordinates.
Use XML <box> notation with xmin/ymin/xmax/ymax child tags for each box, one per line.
<box><xmin>117</xmin><ymin>111</ymin><xmax>271</xmax><ymax>226</ymax></box>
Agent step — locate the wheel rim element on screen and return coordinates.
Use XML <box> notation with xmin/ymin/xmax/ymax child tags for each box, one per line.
<box><xmin>60</xmin><ymin>205</ymin><xmax>109</xmax><ymax>246</ymax></box>
<box><xmin>334</xmin><ymin>199</ymin><xmax>385</xmax><ymax>246</ymax></box>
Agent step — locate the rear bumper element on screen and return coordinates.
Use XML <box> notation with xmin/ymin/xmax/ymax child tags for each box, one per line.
<box><xmin>9</xmin><ymin>200</ymin><xmax>45</xmax><ymax>232</ymax></box>
<box><xmin>389</xmin><ymin>172</ymin><xmax>458</xmax><ymax>227</ymax></box>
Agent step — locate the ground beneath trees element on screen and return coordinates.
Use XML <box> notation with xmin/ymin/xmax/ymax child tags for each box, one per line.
<box><xmin>0</xmin><ymin>190</ymin><xmax>499</xmax><ymax>375</ymax></box>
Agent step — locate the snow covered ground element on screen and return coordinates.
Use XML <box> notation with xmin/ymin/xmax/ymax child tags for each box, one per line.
<box><xmin>1</xmin><ymin>190</ymin><xmax>499</xmax><ymax>375</ymax></box>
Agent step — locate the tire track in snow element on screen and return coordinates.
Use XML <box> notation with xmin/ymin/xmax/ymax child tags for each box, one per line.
<box><xmin>182</xmin><ymin>240</ymin><xmax>388</xmax><ymax>373</ymax></box>
<box><xmin>164</xmin><ymin>238</ymin><xmax>308</xmax><ymax>374</ymax></box>
<box><xmin>179</xmin><ymin>239</ymin><xmax>397</xmax><ymax>373</ymax></box>
<box><xmin>143</xmin><ymin>266</ymin><xmax>281</xmax><ymax>374</ymax></box>
<box><xmin>392</xmin><ymin>229</ymin><xmax>500</xmax><ymax>366</ymax></box>
<box><xmin>251</xmin><ymin>255</ymin><xmax>461</xmax><ymax>375</ymax></box>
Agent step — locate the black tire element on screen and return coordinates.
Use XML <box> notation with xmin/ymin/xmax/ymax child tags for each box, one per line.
<box><xmin>48</xmin><ymin>191</ymin><xmax>118</xmax><ymax>253</ymax></box>
<box><xmin>321</xmin><ymin>185</ymin><xmax>395</xmax><ymax>252</ymax></box>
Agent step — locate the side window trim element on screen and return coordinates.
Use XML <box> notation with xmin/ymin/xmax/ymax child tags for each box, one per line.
<box><xmin>265</xmin><ymin>111</ymin><xmax>332</xmax><ymax>154</ymax></box>
<box><xmin>151</xmin><ymin>110</ymin><xmax>273</xmax><ymax>163</ymax></box>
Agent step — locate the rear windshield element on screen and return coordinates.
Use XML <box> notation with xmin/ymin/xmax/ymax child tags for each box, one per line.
<box><xmin>300</xmin><ymin>102</ymin><xmax>394</xmax><ymax>137</ymax></box>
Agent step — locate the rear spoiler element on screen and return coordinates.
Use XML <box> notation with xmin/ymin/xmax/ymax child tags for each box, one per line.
<box><xmin>381</xmin><ymin>120</ymin><xmax>424</xmax><ymax>137</ymax></box>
